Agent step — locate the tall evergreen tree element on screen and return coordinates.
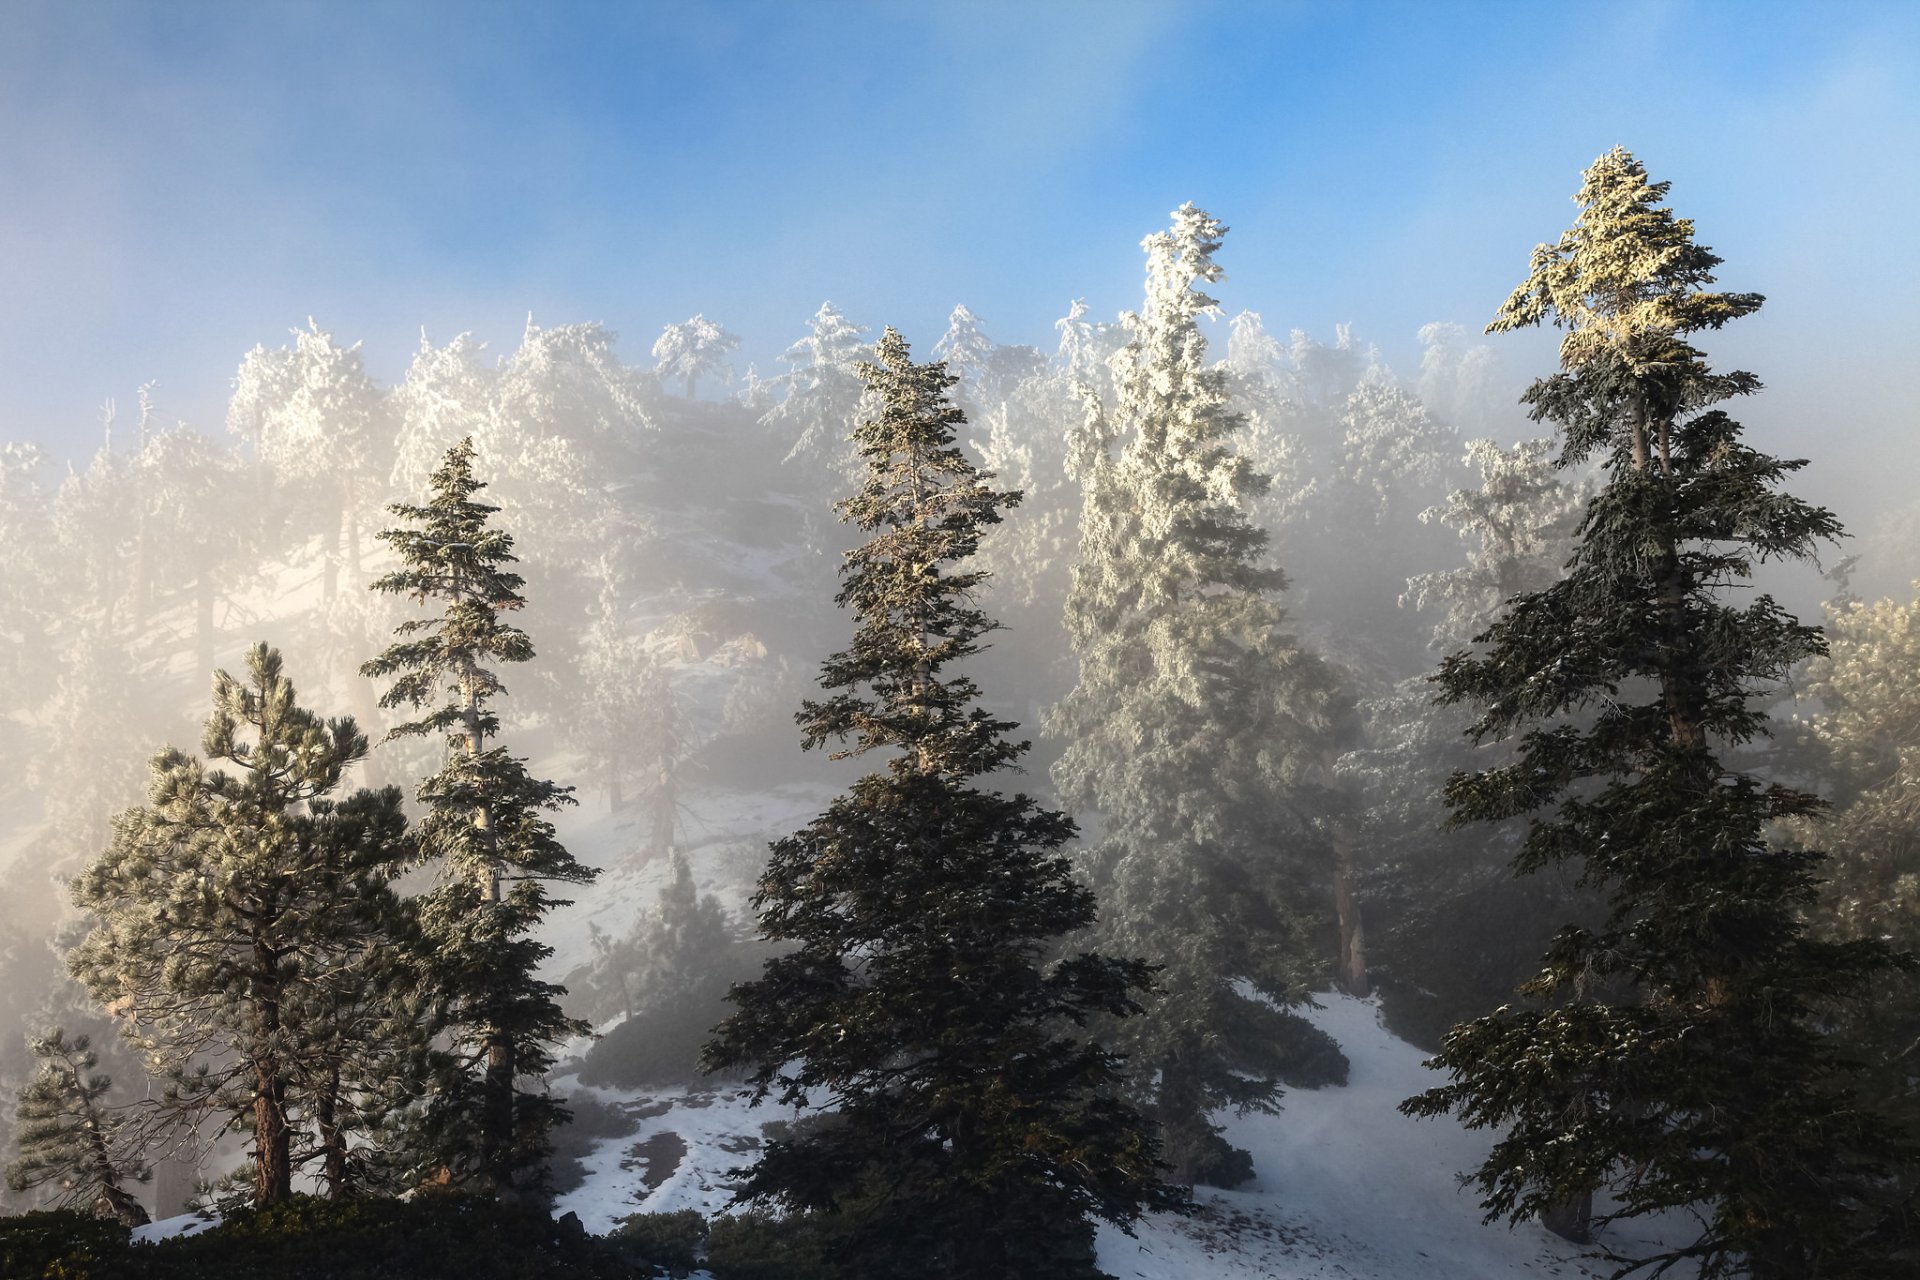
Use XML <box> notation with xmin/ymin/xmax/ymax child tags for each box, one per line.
<box><xmin>1049</xmin><ymin>204</ymin><xmax>1349</xmax><ymax>1187</ymax></box>
<box><xmin>362</xmin><ymin>438</ymin><xmax>595</xmax><ymax>1198</ymax></box>
<box><xmin>706</xmin><ymin>329</ymin><xmax>1178</xmax><ymax>1280</ymax></box>
<box><xmin>1401</xmin><ymin>148</ymin><xmax>1912</xmax><ymax>1277</ymax></box>
<box><xmin>68</xmin><ymin>644</ymin><xmax>411</xmax><ymax>1207</ymax></box>
<box><xmin>5</xmin><ymin>1029</ymin><xmax>150</xmax><ymax>1225</ymax></box>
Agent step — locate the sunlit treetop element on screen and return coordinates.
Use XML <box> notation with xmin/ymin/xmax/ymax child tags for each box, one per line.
<box><xmin>1489</xmin><ymin>146</ymin><xmax>1764</xmax><ymax>379</ymax></box>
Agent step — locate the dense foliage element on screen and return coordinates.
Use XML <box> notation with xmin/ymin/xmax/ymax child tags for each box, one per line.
<box><xmin>67</xmin><ymin>645</ymin><xmax>412</xmax><ymax>1207</ymax></box>
<box><xmin>707</xmin><ymin>329</ymin><xmax>1180</xmax><ymax>1279</ymax></box>
<box><xmin>1401</xmin><ymin>147</ymin><xmax>1914</xmax><ymax>1277</ymax></box>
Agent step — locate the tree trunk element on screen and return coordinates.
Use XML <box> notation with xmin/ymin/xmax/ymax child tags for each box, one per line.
<box><xmin>465</xmin><ymin>669</ymin><xmax>516</xmax><ymax>1195</ymax></box>
<box><xmin>195</xmin><ymin>573</ymin><xmax>216</xmax><ymax>683</ymax></box>
<box><xmin>1540</xmin><ymin>1189</ymin><xmax>1593</xmax><ymax>1244</ymax></box>
<box><xmin>1333</xmin><ymin>847</ymin><xmax>1369</xmax><ymax>998</ymax></box>
<box><xmin>322</xmin><ymin>504</ymin><xmax>340</xmax><ymax>606</ymax></box>
<box><xmin>252</xmin><ymin>937</ymin><xmax>292</xmax><ymax>1206</ymax></box>
<box><xmin>252</xmin><ymin>1056</ymin><xmax>291</xmax><ymax>1205</ymax></box>
<box><xmin>316</xmin><ymin>1064</ymin><xmax>351</xmax><ymax>1197</ymax></box>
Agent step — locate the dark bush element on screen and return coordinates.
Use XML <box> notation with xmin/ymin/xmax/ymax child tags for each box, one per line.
<box><xmin>606</xmin><ymin>1208</ymin><xmax>705</xmax><ymax>1270</ymax></box>
<box><xmin>705</xmin><ymin>1211</ymin><xmax>833</xmax><ymax>1280</ymax></box>
<box><xmin>0</xmin><ymin>1207</ymin><xmax>132</xmax><ymax>1280</ymax></box>
<box><xmin>3</xmin><ymin>1193</ymin><xmax>652</xmax><ymax>1278</ymax></box>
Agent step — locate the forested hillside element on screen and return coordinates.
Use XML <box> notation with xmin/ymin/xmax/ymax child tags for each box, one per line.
<box><xmin>2</xmin><ymin>153</ymin><xmax>1917</xmax><ymax>1279</ymax></box>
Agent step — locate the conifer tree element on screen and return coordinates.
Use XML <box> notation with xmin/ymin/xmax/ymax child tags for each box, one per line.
<box><xmin>362</xmin><ymin>437</ymin><xmax>595</xmax><ymax>1198</ymax></box>
<box><xmin>5</xmin><ymin>1029</ymin><xmax>150</xmax><ymax>1225</ymax></box>
<box><xmin>706</xmin><ymin>329</ymin><xmax>1178</xmax><ymax>1280</ymax></box>
<box><xmin>1401</xmin><ymin>148</ymin><xmax>1912</xmax><ymax>1277</ymax></box>
<box><xmin>1050</xmin><ymin>204</ymin><xmax>1349</xmax><ymax>1186</ymax></box>
<box><xmin>68</xmin><ymin>644</ymin><xmax>411</xmax><ymax>1207</ymax></box>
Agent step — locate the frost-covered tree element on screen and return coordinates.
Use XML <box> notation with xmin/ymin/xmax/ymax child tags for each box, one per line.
<box><xmin>68</xmin><ymin>644</ymin><xmax>411</xmax><ymax>1207</ymax></box>
<box><xmin>1401</xmin><ymin>147</ymin><xmax>1912</xmax><ymax>1278</ymax></box>
<box><xmin>652</xmin><ymin>314</ymin><xmax>742</xmax><ymax>399</ymax></box>
<box><xmin>392</xmin><ymin>332</ymin><xmax>496</xmax><ymax>499</ymax></box>
<box><xmin>227</xmin><ymin>320</ymin><xmax>392</xmax><ymax>604</ymax></box>
<box><xmin>0</xmin><ymin>442</ymin><xmax>58</xmax><ymax>724</ymax></box>
<box><xmin>708</xmin><ymin>329</ymin><xmax>1177</xmax><ymax>1279</ymax></box>
<box><xmin>1341</xmin><ymin>436</ymin><xmax>1597</xmax><ymax>1049</ymax></box>
<box><xmin>5</xmin><ymin>1029</ymin><xmax>150</xmax><ymax>1224</ymax></box>
<box><xmin>562</xmin><ymin>570</ymin><xmax>697</xmax><ymax>840</ymax></box>
<box><xmin>1788</xmin><ymin>582</ymin><xmax>1920</xmax><ymax>1207</ymax></box>
<box><xmin>1053</xmin><ymin>297</ymin><xmax>1122</xmax><ymax>395</ymax></box>
<box><xmin>1414</xmin><ymin>321</ymin><xmax>1504</xmax><ymax>433</ymax></box>
<box><xmin>1050</xmin><ymin>205</ymin><xmax>1349</xmax><ymax>1187</ymax></box>
<box><xmin>1401</xmin><ymin>437</ymin><xmax>1594</xmax><ymax>652</ymax></box>
<box><xmin>362</xmin><ymin>438</ymin><xmax>595</xmax><ymax>1198</ymax></box>
<box><xmin>129</xmin><ymin>423</ymin><xmax>256</xmax><ymax>681</ymax></box>
<box><xmin>761</xmin><ymin>301</ymin><xmax>872</xmax><ymax>489</ymax></box>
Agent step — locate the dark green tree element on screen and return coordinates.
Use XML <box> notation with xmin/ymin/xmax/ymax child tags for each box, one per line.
<box><xmin>1049</xmin><ymin>204</ymin><xmax>1349</xmax><ymax>1187</ymax></box>
<box><xmin>5</xmin><ymin>1029</ymin><xmax>150</xmax><ymax>1225</ymax></box>
<box><xmin>362</xmin><ymin>438</ymin><xmax>595</xmax><ymax>1199</ymax></box>
<box><xmin>706</xmin><ymin>329</ymin><xmax>1180</xmax><ymax>1280</ymax></box>
<box><xmin>68</xmin><ymin>644</ymin><xmax>411</xmax><ymax>1208</ymax></box>
<box><xmin>1401</xmin><ymin>147</ymin><xmax>1912</xmax><ymax>1278</ymax></box>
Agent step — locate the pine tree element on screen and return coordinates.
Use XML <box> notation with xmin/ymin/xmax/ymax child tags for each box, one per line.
<box><xmin>579</xmin><ymin>850</ymin><xmax>752</xmax><ymax>1089</ymax></box>
<box><xmin>652</xmin><ymin>314</ymin><xmax>742</xmax><ymax>398</ymax></box>
<box><xmin>706</xmin><ymin>328</ymin><xmax>1179</xmax><ymax>1280</ymax></box>
<box><xmin>361</xmin><ymin>437</ymin><xmax>595</xmax><ymax>1198</ymax></box>
<box><xmin>5</xmin><ymin>1030</ymin><xmax>150</xmax><ymax>1225</ymax></box>
<box><xmin>1049</xmin><ymin>204</ymin><xmax>1349</xmax><ymax>1187</ymax></box>
<box><xmin>1400</xmin><ymin>147</ymin><xmax>1912</xmax><ymax>1277</ymax></box>
<box><xmin>227</xmin><ymin>320</ymin><xmax>392</xmax><ymax>605</ymax></box>
<box><xmin>68</xmin><ymin>644</ymin><xmax>411</xmax><ymax>1207</ymax></box>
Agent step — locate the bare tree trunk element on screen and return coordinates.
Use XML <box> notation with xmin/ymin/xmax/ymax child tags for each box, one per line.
<box><xmin>1333</xmin><ymin>845</ymin><xmax>1369</xmax><ymax>997</ymax></box>
<box><xmin>322</xmin><ymin>506</ymin><xmax>340</xmax><ymax>606</ymax></box>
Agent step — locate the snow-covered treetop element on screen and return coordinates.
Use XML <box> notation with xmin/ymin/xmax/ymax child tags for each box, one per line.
<box><xmin>652</xmin><ymin>314</ymin><xmax>742</xmax><ymax>398</ymax></box>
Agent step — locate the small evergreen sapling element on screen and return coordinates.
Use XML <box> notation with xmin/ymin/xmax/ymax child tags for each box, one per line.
<box><xmin>5</xmin><ymin>1030</ymin><xmax>150</xmax><ymax>1225</ymax></box>
<box><xmin>1400</xmin><ymin>147</ymin><xmax>1913</xmax><ymax>1278</ymax></box>
<box><xmin>707</xmin><ymin>329</ymin><xmax>1179</xmax><ymax>1280</ymax></box>
<box><xmin>362</xmin><ymin>437</ymin><xmax>595</xmax><ymax>1198</ymax></box>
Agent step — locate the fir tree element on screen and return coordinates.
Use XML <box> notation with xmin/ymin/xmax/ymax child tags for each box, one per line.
<box><xmin>361</xmin><ymin>437</ymin><xmax>595</xmax><ymax>1198</ymax></box>
<box><xmin>1049</xmin><ymin>204</ymin><xmax>1349</xmax><ymax>1186</ymax></box>
<box><xmin>68</xmin><ymin>644</ymin><xmax>411</xmax><ymax>1207</ymax></box>
<box><xmin>5</xmin><ymin>1029</ymin><xmax>150</xmax><ymax>1225</ymax></box>
<box><xmin>706</xmin><ymin>328</ymin><xmax>1179</xmax><ymax>1280</ymax></box>
<box><xmin>652</xmin><ymin>314</ymin><xmax>742</xmax><ymax>398</ymax></box>
<box><xmin>1401</xmin><ymin>147</ymin><xmax>1912</xmax><ymax>1277</ymax></box>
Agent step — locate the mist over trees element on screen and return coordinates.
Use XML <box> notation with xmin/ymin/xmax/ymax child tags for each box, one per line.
<box><xmin>0</xmin><ymin>148</ymin><xmax>1914</xmax><ymax>1279</ymax></box>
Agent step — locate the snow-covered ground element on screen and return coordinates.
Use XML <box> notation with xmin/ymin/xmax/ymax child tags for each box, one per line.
<box><xmin>552</xmin><ymin>993</ymin><xmax>1694</xmax><ymax>1279</ymax></box>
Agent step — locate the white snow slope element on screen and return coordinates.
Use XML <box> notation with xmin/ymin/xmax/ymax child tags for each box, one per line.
<box><xmin>554</xmin><ymin>993</ymin><xmax>1695</xmax><ymax>1280</ymax></box>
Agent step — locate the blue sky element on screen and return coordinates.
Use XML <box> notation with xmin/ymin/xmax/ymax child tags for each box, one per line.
<box><xmin>1</xmin><ymin>0</ymin><xmax>1914</xmax><ymax>519</ymax></box>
